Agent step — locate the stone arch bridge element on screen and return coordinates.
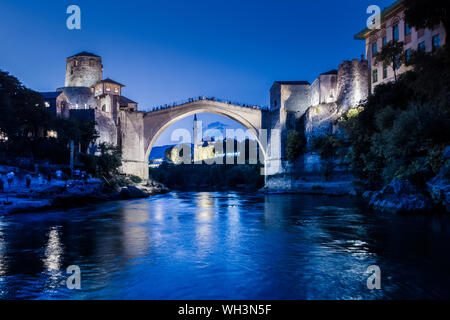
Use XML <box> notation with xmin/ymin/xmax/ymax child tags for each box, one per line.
<box><xmin>118</xmin><ymin>98</ymin><xmax>285</xmax><ymax>180</ymax></box>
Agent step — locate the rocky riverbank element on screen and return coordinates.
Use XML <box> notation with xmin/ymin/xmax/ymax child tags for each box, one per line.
<box><xmin>262</xmin><ymin>163</ymin><xmax>450</xmax><ymax>214</ymax></box>
<box><xmin>0</xmin><ymin>176</ymin><xmax>169</xmax><ymax>215</ymax></box>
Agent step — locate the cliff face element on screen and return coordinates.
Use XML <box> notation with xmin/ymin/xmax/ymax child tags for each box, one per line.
<box><xmin>303</xmin><ymin>59</ymin><xmax>369</xmax><ymax>145</ymax></box>
<box><xmin>265</xmin><ymin>59</ymin><xmax>369</xmax><ymax>194</ymax></box>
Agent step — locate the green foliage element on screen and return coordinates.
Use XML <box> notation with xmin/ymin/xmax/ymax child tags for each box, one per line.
<box><xmin>79</xmin><ymin>143</ymin><xmax>123</xmax><ymax>180</ymax></box>
<box><xmin>95</xmin><ymin>143</ymin><xmax>122</xmax><ymax>179</ymax></box>
<box><xmin>340</xmin><ymin>49</ymin><xmax>450</xmax><ymax>188</ymax></box>
<box><xmin>404</xmin><ymin>0</ymin><xmax>449</xmax><ymax>44</ymax></box>
<box><xmin>285</xmin><ymin>130</ymin><xmax>305</xmax><ymax>162</ymax></box>
<box><xmin>129</xmin><ymin>175</ymin><xmax>143</xmax><ymax>184</ymax></box>
<box><xmin>150</xmin><ymin>161</ymin><xmax>264</xmax><ymax>190</ymax></box>
<box><xmin>375</xmin><ymin>41</ymin><xmax>405</xmax><ymax>81</ymax></box>
<box><xmin>0</xmin><ymin>69</ymin><xmax>98</xmax><ymax>164</ymax></box>
<box><xmin>310</xmin><ymin>134</ymin><xmax>342</xmax><ymax>159</ymax></box>
<box><xmin>310</xmin><ymin>134</ymin><xmax>343</xmax><ymax>181</ymax></box>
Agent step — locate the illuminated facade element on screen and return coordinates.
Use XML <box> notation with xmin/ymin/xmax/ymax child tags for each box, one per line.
<box><xmin>355</xmin><ymin>0</ymin><xmax>447</xmax><ymax>92</ymax></box>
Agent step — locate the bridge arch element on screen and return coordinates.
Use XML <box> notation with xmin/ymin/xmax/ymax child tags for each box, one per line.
<box><xmin>143</xmin><ymin>100</ymin><xmax>266</xmax><ymax>161</ymax></box>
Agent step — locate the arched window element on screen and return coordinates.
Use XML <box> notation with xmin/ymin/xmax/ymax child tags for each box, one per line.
<box><xmin>102</xmin><ymin>105</ymin><xmax>106</xmax><ymax>112</ymax></box>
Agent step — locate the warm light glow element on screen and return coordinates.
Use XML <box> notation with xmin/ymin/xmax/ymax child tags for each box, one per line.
<box><xmin>47</xmin><ymin>130</ymin><xmax>58</xmax><ymax>138</ymax></box>
<box><xmin>0</xmin><ymin>132</ymin><xmax>8</xmax><ymax>142</ymax></box>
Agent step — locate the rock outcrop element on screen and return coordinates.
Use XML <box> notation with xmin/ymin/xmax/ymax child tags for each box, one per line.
<box><xmin>427</xmin><ymin>166</ymin><xmax>450</xmax><ymax>212</ymax></box>
<box><xmin>363</xmin><ymin>180</ymin><xmax>431</xmax><ymax>213</ymax></box>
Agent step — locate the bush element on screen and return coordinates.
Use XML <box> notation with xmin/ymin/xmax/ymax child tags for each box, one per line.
<box><xmin>340</xmin><ymin>49</ymin><xmax>450</xmax><ymax>187</ymax></box>
<box><xmin>285</xmin><ymin>130</ymin><xmax>305</xmax><ymax>162</ymax></box>
<box><xmin>129</xmin><ymin>175</ymin><xmax>143</xmax><ymax>184</ymax></box>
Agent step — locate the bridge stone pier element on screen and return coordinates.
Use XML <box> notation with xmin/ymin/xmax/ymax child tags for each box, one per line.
<box><xmin>119</xmin><ymin>98</ymin><xmax>286</xmax><ymax>180</ymax></box>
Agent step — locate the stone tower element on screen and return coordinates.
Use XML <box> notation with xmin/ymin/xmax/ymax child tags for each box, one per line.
<box><xmin>65</xmin><ymin>51</ymin><xmax>103</xmax><ymax>87</ymax></box>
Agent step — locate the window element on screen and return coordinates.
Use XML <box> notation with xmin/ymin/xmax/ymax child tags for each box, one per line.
<box><xmin>372</xmin><ymin>42</ymin><xmax>378</xmax><ymax>57</ymax></box>
<box><xmin>73</xmin><ymin>60</ymin><xmax>79</xmax><ymax>67</ymax></box>
<box><xmin>405</xmin><ymin>23</ymin><xmax>411</xmax><ymax>35</ymax></box>
<box><xmin>89</xmin><ymin>59</ymin><xmax>95</xmax><ymax>67</ymax></box>
<box><xmin>393</xmin><ymin>25</ymin><xmax>399</xmax><ymax>41</ymax></box>
<box><xmin>372</xmin><ymin>69</ymin><xmax>378</xmax><ymax>83</ymax></box>
<box><xmin>114</xmin><ymin>87</ymin><xmax>119</xmax><ymax>93</ymax></box>
<box><xmin>432</xmin><ymin>34</ymin><xmax>440</xmax><ymax>51</ymax></box>
<box><xmin>383</xmin><ymin>65</ymin><xmax>388</xmax><ymax>79</ymax></box>
<box><xmin>106</xmin><ymin>86</ymin><xmax>111</xmax><ymax>92</ymax></box>
<box><xmin>382</xmin><ymin>37</ymin><xmax>387</xmax><ymax>47</ymax></box>
<box><xmin>405</xmin><ymin>49</ymin><xmax>412</xmax><ymax>64</ymax></box>
<box><xmin>418</xmin><ymin>41</ymin><xmax>426</xmax><ymax>52</ymax></box>
<box><xmin>71</xmin><ymin>69</ymin><xmax>74</xmax><ymax>75</ymax></box>
<box><xmin>394</xmin><ymin>55</ymin><xmax>401</xmax><ymax>70</ymax></box>
<box><xmin>44</xmin><ymin>102</ymin><xmax>50</xmax><ymax>108</ymax></box>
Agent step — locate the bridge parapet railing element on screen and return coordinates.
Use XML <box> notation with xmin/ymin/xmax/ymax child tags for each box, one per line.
<box><xmin>138</xmin><ymin>96</ymin><xmax>269</xmax><ymax>113</ymax></box>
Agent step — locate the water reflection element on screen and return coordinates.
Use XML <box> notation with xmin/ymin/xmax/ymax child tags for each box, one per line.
<box><xmin>121</xmin><ymin>203</ymin><xmax>150</xmax><ymax>258</ymax></box>
<box><xmin>0</xmin><ymin>192</ymin><xmax>450</xmax><ymax>299</ymax></box>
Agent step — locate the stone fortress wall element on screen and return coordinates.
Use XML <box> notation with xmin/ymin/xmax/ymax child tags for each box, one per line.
<box><xmin>267</xmin><ymin>58</ymin><xmax>369</xmax><ymax>185</ymax></box>
<box><xmin>270</xmin><ymin>58</ymin><xmax>369</xmax><ymax>145</ymax></box>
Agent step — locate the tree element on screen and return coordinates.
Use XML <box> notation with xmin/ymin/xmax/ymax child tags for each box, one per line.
<box><xmin>310</xmin><ymin>134</ymin><xmax>343</xmax><ymax>181</ymax></box>
<box><xmin>404</xmin><ymin>0</ymin><xmax>449</xmax><ymax>45</ymax></box>
<box><xmin>285</xmin><ymin>130</ymin><xmax>305</xmax><ymax>162</ymax></box>
<box><xmin>375</xmin><ymin>41</ymin><xmax>405</xmax><ymax>81</ymax></box>
<box><xmin>96</xmin><ymin>143</ymin><xmax>122</xmax><ymax>179</ymax></box>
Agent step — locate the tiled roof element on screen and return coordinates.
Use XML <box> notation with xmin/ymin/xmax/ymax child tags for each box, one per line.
<box><xmin>321</xmin><ymin>69</ymin><xmax>338</xmax><ymax>75</ymax></box>
<box><xmin>40</xmin><ymin>92</ymin><xmax>61</xmax><ymax>99</ymax></box>
<box><xmin>95</xmin><ymin>78</ymin><xmax>125</xmax><ymax>87</ymax></box>
<box><xmin>68</xmin><ymin>51</ymin><xmax>100</xmax><ymax>58</ymax></box>
<box><xmin>120</xmin><ymin>96</ymin><xmax>137</xmax><ymax>105</ymax></box>
<box><xmin>274</xmin><ymin>81</ymin><xmax>310</xmax><ymax>85</ymax></box>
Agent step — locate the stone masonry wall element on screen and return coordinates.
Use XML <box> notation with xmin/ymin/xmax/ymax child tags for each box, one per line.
<box><xmin>65</xmin><ymin>56</ymin><xmax>102</xmax><ymax>88</ymax></box>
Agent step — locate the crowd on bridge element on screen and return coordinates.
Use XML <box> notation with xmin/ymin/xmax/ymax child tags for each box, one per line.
<box><xmin>142</xmin><ymin>96</ymin><xmax>269</xmax><ymax>113</ymax></box>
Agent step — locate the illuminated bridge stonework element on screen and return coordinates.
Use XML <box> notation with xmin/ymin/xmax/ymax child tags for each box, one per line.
<box><xmin>119</xmin><ymin>98</ymin><xmax>286</xmax><ymax>180</ymax></box>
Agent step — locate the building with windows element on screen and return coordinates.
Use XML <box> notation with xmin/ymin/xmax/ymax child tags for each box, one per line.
<box><xmin>354</xmin><ymin>0</ymin><xmax>446</xmax><ymax>92</ymax></box>
<box><xmin>40</xmin><ymin>51</ymin><xmax>139</xmax><ymax>152</ymax></box>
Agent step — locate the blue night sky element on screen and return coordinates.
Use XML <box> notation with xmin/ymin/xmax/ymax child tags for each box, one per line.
<box><xmin>0</xmin><ymin>0</ymin><xmax>393</xmax><ymax>146</ymax></box>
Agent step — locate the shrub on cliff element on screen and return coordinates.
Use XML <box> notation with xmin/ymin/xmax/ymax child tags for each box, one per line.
<box><xmin>340</xmin><ymin>49</ymin><xmax>450</xmax><ymax>188</ymax></box>
<box><xmin>285</xmin><ymin>130</ymin><xmax>306</xmax><ymax>162</ymax></box>
<box><xmin>310</xmin><ymin>134</ymin><xmax>344</xmax><ymax>181</ymax></box>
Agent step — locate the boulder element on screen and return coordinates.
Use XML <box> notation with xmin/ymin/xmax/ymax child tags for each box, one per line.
<box><xmin>136</xmin><ymin>180</ymin><xmax>169</xmax><ymax>195</ymax></box>
<box><xmin>31</xmin><ymin>184</ymin><xmax>66</xmax><ymax>198</ymax></box>
<box><xmin>367</xmin><ymin>180</ymin><xmax>431</xmax><ymax>213</ymax></box>
<box><xmin>119</xmin><ymin>186</ymin><xmax>149</xmax><ymax>200</ymax></box>
<box><xmin>427</xmin><ymin>166</ymin><xmax>450</xmax><ymax>212</ymax></box>
<box><xmin>443</xmin><ymin>146</ymin><xmax>450</xmax><ymax>160</ymax></box>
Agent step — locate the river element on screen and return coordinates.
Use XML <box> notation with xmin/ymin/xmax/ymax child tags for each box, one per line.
<box><xmin>1</xmin><ymin>192</ymin><xmax>450</xmax><ymax>299</ymax></box>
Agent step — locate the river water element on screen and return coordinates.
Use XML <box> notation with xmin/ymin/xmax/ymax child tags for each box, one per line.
<box><xmin>1</xmin><ymin>192</ymin><xmax>450</xmax><ymax>299</ymax></box>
